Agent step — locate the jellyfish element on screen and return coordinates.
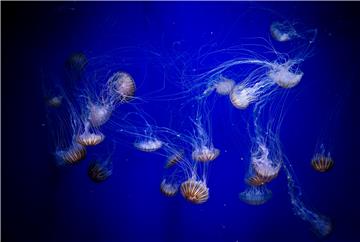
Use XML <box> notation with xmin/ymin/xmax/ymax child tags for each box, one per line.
<box><xmin>88</xmin><ymin>160</ymin><xmax>113</xmax><ymax>183</ymax></box>
<box><xmin>106</xmin><ymin>71</ymin><xmax>136</xmax><ymax>104</ymax></box>
<box><xmin>268</xmin><ymin>61</ymin><xmax>303</xmax><ymax>88</ymax></box>
<box><xmin>192</xmin><ymin>146</ymin><xmax>220</xmax><ymax>162</ymax></box>
<box><xmin>87</xmin><ymin>101</ymin><xmax>113</xmax><ymax>127</ymax></box>
<box><xmin>214</xmin><ymin>76</ymin><xmax>236</xmax><ymax>95</ymax></box>
<box><xmin>134</xmin><ymin>137</ymin><xmax>163</xmax><ymax>152</ymax></box>
<box><xmin>311</xmin><ymin>144</ymin><xmax>334</xmax><ymax>172</ymax></box>
<box><xmin>180</xmin><ymin>176</ymin><xmax>209</xmax><ymax>204</ymax></box>
<box><xmin>270</xmin><ymin>21</ymin><xmax>299</xmax><ymax>42</ymax></box>
<box><xmin>283</xmin><ymin>160</ymin><xmax>332</xmax><ymax>237</ymax></box>
<box><xmin>160</xmin><ymin>179</ymin><xmax>179</xmax><ymax>197</ymax></box>
<box><xmin>46</xmin><ymin>96</ymin><xmax>63</xmax><ymax>108</ymax></box>
<box><xmin>65</xmin><ymin>52</ymin><xmax>88</xmax><ymax>81</ymax></box>
<box><xmin>239</xmin><ymin>185</ymin><xmax>272</xmax><ymax>205</ymax></box>
<box><xmin>56</xmin><ymin>143</ymin><xmax>86</xmax><ymax>165</ymax></box>
<box><xmin>165</xmin><ymin>150</ymin><xmax>184</xmax><ymax>168</ymax></box>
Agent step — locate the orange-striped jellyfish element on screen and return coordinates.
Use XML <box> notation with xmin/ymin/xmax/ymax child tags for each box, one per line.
<box><xmin>311</xmin><ymin>144</ymin><xmax>334</xmax><ymax>172</ymax></box>
<box><xmin>180</xmin><ymin>176</ymin><xmax>209</xmax><ymax>204</ymax></box>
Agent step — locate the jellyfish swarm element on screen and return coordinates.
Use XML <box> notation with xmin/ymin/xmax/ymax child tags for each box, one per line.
<box><xmin>56</xmin><ymin>143</ymin><xmax>86</xmax><ymax>165</ymax></box>
<box><xmin>180</xmin><ymin>177</ymin><xmax>209</xmax><ymax>204</ymax></box>
<box><xmin>268</xmin><ymin>62</ymin><xmax>303</xmax><ymax>88</ymax></box>
<box><xmin>134</xmin><ymin>138</ymin><xmax>163</xmax><ymax>152</ymax></box>
<box><xmin>270</xmin><ymin>21</ymin><xmax>299</xmax><ymax>42</ymax></box>
<box><xmin>239</xmin><ymin>185</ymin><xmax>272</xmax><ymax>206</ymax></box>
<box><xmin>192</xmin><ymin>146</ymin><xmax>220</xmax><ymax>162</ymax></box>
<box><xmin>106</xmin><ymin>71</ymin><xmax>136</xmax><ymax>104</ymax></box>
<box><xmin>283</xmin><ymin>159</ymin><xmax>332</xmax><ymax>237</ymax></box>
<box><xmin>88</xmin><ymin>161</ymin><xmax>113</xmax><ymax>183</ymax></box>
<box><xmin>311</xmin><ymin>145</ymin><xmax>334</xmax><ymax>172</ymax></box>
<box><xmin>160</xmin><ymin>179</ymin><xmax>179</xmax><ymax>197</ymax></box>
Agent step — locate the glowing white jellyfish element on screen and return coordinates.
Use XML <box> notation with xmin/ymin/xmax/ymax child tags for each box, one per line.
<box><xmin>134</xmin><ymin>138</ymin><xmax>163</xmax><ymax>152</ymax></box>
<box><xmin>214</xmin><ymin>76</ymin><xmax>236</xmax><ymax>95</ymax></box>
<box><xmin>106</xmin><ymin>71</ymin><xmax>136</xmax><ymax>104</ymax></box>
<box><xmin>251</xmin><ymin>143</ymin><xmax>281</xmax><ymax>182</ymax></box>
<box><xmin>270</xmin><ymin>21</ymin><xmax>299</xmax><ymax>42</ymax></box>
<box><xmin>268</xmin><ymin>62</ymin><xmax>303</xmax><ymax>88</ymax></box>
<box><xmin>87</xmin><ymin>102</ymin><xmax>112</xmax><ymax>127</ymax></box>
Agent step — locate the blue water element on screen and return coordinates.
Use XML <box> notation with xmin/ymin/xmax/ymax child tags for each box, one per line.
<box><xmin>2</xmin><ymin>2</ymin><xmax>360</xmax><ymax>242</ymax></box>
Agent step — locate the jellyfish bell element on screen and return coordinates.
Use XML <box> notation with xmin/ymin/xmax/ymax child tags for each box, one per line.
<box><xmin>214</xmin><ymin>77</ymin><xmax>235</xmax><ymax>95</ymax></box>
<box><xmin>311</xmin><ymin>153</ymin><xmax>334</xmax><ymax>172</ymax></box>
<box><xmin>46</xmin><ymin>96</ymin><xmax>63</xmax><ymax>108</ymax></box>
<box><xmin>180</xmin><ymin>177</ymin><xmax>209</xmax><ymax>204</ymax></box>
<box><xmin>270</xmin><ymin>21</ymin><xmax>298</xmax><ymax>42</ymax></box>
<box><xmin>88</xmin><ymin>161</ymin><xmax>113</xmax><ymax>183</ymax></box>
<box><xmin>108</xmin><ymin>71</ymin><xmax>136</xmax><ymax>103</ymax></box>
<box><xmin>230</xmin><ymin>84</ymin><xmax>256</xmax><ymax>109</ymax></box>
<box><xmin>56</xmin><ymin>143</ymin><xmax>86</xmax><ymax>165</ymax></box>
<box><xmin>160</xmin><ymin>179</ymin><xmax>179</xmax><ymax>197</ymax></box>
<box><xmin>87</xmin><ymin>102</ymin><xmax>112</xmax><ymax>127</ymax></box>
<box><xmin>76</xmin><ymin>131</ymin><xmax>105</xmax><ymax>146</ymax></box>
<box><xmin>165</xmin><ymin>151</ymin><xmax>183</xmax><ymax>168</ymax></box>
<box><xmin>239</xmin><ymin>185</ymin><xmax>272</xmax><ymax>206</ymax></box>
<box><xmin>268</xmin><ymin>63</ymin><xmax>303</xmax><ymax>88</ymax></box>
<box><xmin>134</xmin><ymin>138</ymin><xmax>163</xmax><ymax>152</ymax></box>
<box><xmin>65</xmin><ymin>52</ymin><xmax>88</xmax><ymax>72</ymax></box>
<box><xmin>251</xmin><ymin>144</ymin><xmax>281</xmax><ymax>182</ymax></box>
<box><xmin>192</xmin><ymin>146</ymin><xmax>220</xmax><ymax>162</ymax></box>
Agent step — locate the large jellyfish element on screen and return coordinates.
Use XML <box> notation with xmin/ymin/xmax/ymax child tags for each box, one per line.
<box><xmin>270</xmin><ymin>21</ymin><xmax>299</xmax><ymax>42</ymax></box>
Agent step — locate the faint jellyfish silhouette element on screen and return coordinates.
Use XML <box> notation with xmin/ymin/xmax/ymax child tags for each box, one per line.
<box><xmin>239</xmin><ymin>185</ymin><xmax>272</xmax><ymax>205</ymax></box>
<box><xmin>311</xmin><ymin>144</ymin><xmax>334</xmax><ymax>172</ymax></box>
<box><xmin>88</xmin><ymin>160</ymin><xmax>113</xmax><ymax>183</ymax></box>
<box><xmin>160</xmin><ymin>179</ymin><xmax>179</xmax><ymax>197</ymax></box>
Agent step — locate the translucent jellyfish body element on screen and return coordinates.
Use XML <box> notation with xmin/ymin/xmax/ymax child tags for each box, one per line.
<box><xmin>46</xmin><ymin>96</ymin><xmax>62</xmax><ymax>108</ymax></box>
<box><xmin>87</xmin><ymin>103</ymin><xmax>112</xmax><ymax>127</ymax></box>
<box><xmin>160</xmin><ymin>179</ymin><xmax>179</xmax><ymax>197</ymax></box>
<box><xmin>268</xmin><ymin>63</ymin><xmax>303</xmax><ymax>88</ymax></box>
<box><xmin>57</xmin><ymin>143</ymin><xmax>86</xmax><ymax>165</ymax></box>
<box><xmin>270</xmin><ymin>21</ymin><xmax>298</xmax><ymax>42</ymax></box>
<box><xmin>65</xmin><ymin>52</ymin><xmax>88</xmax><ymax>73</ymax></box>
<box><xmin>239</xmin><ymin>186</ymin><xmax>272</xmax><ymax>205</ymax></box>
<box><xmin>134</xmin><ymin>138</ymin><xmax>163</xmax><ymax>152</ymax></box>
<box><xmin>311</xmin><ymin>153</ymin><xmax>334</xmax><ymax>172</ymax></box>
<box><xmin>88</xmin><ymin>162</ymin><xmax>113</xmax><ymax>183</ymax></box>
<box><xmin>192</xmin><ymin>146</ymin><xmax>220</xmax><ymax>162</ymax></box>
<box><xmin>214</xmin><ymin>77</ymin><xmax>235</xmax><ymax>95</ymax></box>
<box><xmin>107</xmin><ymin>71</ymin><xmax>136</xmax><ymax>103</ymax></box>
<box><xmin>165</xmin><ymin>151</ymin><xmax>183</xmax><ymax>168</ymax></box>
<box><xmin>230</xmin><ymin>84</ymin><xmax>257</xmax><ymax>109</ymax></box>
<box><xmin>251</xmin><ymin>144</ymin><xmax>281</xmax><ymax>183</ymax></box>
<box><xmin>77</xmin><ymin>131</ymin><xmax>105</xmax><ymax>146</ymax></box>
<box><xmin>180</xmin><ymin>178</ymin><xmax>209</xmax><ymax>204</ymax></box>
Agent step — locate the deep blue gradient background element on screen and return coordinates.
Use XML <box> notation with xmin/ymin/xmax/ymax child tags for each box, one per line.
<box><xmin>2</xmin><ymin>2</ymin><xmax>360</xmax><ymax>242</ymax></box>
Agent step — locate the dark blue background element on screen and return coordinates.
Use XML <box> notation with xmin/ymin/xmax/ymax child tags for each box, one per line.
<box><xmin>2</xmin><ymin>2</ymin><xmax>360</xmax><ymax>242</ymax></box>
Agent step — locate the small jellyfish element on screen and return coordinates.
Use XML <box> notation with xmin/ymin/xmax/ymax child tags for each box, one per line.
<box><xmin>65</xmin><ymin>52</ymin><xmax>88</xmax><ymax>74</ymax></box>
<box><xmin>165</xmin><ymin>151</ymin><xmax>183</xmax><ymax>168</ymax></box>
<box><xmin>56</xmin><ymin>143</ymin><xmax>86</xmax><ymax>165</ymax></box>
<box><xmin>88</xmin><ymin>161</ymin><xmax>113</xmax><ymax>183</ymax></box>
<box><xmin>270</xmin><ymin>21</ymin><xmax>298</xmax><ymax>42</ymax></box>
<box><xmin>311</xmin><ymin>149</ymin><xmax>334</xmax><ymax>172</ymax></box>
<box><xmin>87</xmin><ymin>102</ymin><xmax>112</xmax><ymax>127</ymax></box>
<box><xmin>107</xmin><ymin>71</ymin><xmax>136</xmax><ymax>103</ymax></box>
<box><xmin>214</xmin><ymin>77</ymin><xmax>235</xmax><ymax>95</ymax></box>
<box><xmin>77</xmin><ymin>131</ymin><xmax>105</xmax><ymax>146</ymax></box>
<box><xmin>160</xmin><ymin>179</ymin><xmax>179</xmax><ymax>197</ymax></box>
<box><xmin>192</xmin><ymin>146</ymin><xmax>220</xmax><ymax>162</ymax></box>
<box><xmin>230</xmin><ymin>85</ymin><xmax>256</xmax><ymax>109</ymax></box>
<box><xmin>251</xmin><ymin>144</ymin><xmax>281</xmax><ymax>183</ymax></box>
<box><xmin>134</xmin><ymin>138</ymin><xmax>163</xmax><ymax>152</ymax></box>
<box><xmin>180</xmin><ymin>177</ymin><xmax>209</xmax><ymax>204</ymax></box>
<box><xmin>268</xmin><ymin>63</ymin><xmax>303</xmax><ymax>88</ymax></box>
<box><xmin>239</xmin><ymin>185</ymin><xmax>272</xmax><ymax>206</ymax></box>
<box><xmin>46</xmin><ymin>96</ymin><xmax>63</xmax><ymax>108</ymax></box>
